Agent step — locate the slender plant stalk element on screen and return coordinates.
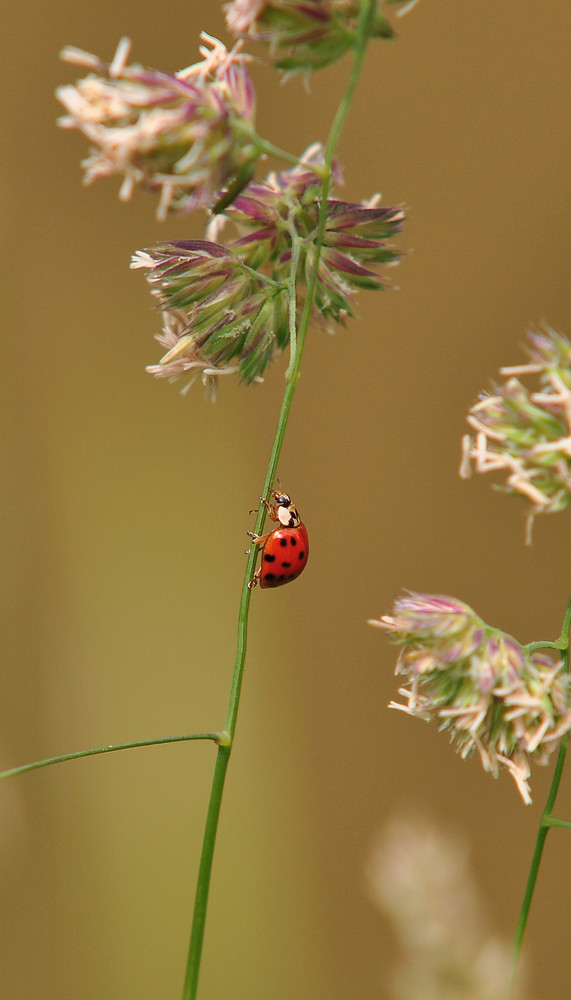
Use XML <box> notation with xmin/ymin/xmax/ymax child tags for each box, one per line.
<box><xmin>284</xmin><ymin>220</ymin><xmax>302</xmax><ymax>380</ymax></box>
<box><xmin>253</xmin><ymin>135</ymin><xmax>326</xmax><ymax>173</ymax></box>
<box><xmin>181</xmin><ymin>5</ymin><xmax>378</xmax><ymax>998</ymax></box>
<box><xmin>542</xmin><ymin>814</ymin><xmax>571</xmax><ymax>829</ymax></box>
<box><xmin>0</xmin><ymin>732</ymin><xmax>223</xmax><ymax>781</ymax></box>
<box><xmin>509</xmin><ymin>594</ymin><xmax>571</xmax><ymax>995</ymax></box>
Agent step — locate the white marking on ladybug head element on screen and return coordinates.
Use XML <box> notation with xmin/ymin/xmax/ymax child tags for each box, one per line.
<box><xmin>279</xmin><ymin>504</ymin><xmax>301</xmax><ymax>528</ymax></box>
<box><xmin>277</xmin><ymin>504</ymin><xmax>292</xmax><ymax>526</ymax></box>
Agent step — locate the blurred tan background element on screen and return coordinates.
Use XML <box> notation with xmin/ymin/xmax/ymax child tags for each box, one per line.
<box><xmin>2</xmin><ymin>1</ymin><xmax>571</xmax><ymax>997</ymax></box>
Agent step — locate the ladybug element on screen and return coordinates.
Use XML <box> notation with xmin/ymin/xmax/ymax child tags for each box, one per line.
<box><xmin>248</xmin><ymin>489</ymin><xmax>309</xmax><ymax>589</ymax></box>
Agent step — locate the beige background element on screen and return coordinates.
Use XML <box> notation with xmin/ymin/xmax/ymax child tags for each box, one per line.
<box><xmin>2</xmin><ymin>1</ymin><xmax>571</xmax><ymax>997</ymax></box>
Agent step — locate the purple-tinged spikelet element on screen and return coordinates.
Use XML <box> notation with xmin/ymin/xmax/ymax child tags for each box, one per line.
<box><xmin>224</xmin><ymin>0</ymin><xmax>413</xmax><ymax>73</ymax></box>
<box><xmin>135</xmin><ymin>143</ymin><xmax>405</xmax><ymax>393</ymax></box>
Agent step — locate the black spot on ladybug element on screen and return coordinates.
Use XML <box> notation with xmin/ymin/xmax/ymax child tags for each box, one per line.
<box><xmin>264</xmin><ymin>572</ymin><xmax>276</xmax><ymax>582</ymax></box>
<box><xmin>289</xmin><ymin>537</ymin><xmax>297</xmax><ymax>546</ymax></box>
<box><xmin>299</xmin><ymin>551</ymin><xmax>305</xmax><ymax>560</ymax></box>
<box><xmin>279</xmin><ymin>537</ymin><xmax>287</xmax><ymax>547</ymax></box>
<box><xmin>264</xmin><ymin>553</ymin><xmax>276</xmax><ymax>562</ymax></box>
<box><xmin>281</xmin><ymin>561</ymin><xmax>291</xmax><ymax>568</ymax></box>
<box><xmin>277</xmin><ymin>574</ymin><xmax>286</xmax><ymax>582</ymax></box>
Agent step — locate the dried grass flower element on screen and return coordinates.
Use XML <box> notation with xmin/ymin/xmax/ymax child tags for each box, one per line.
<box><xmin>461</xmin><ymin>324</ymin><xmax>571</xmax><ymax>542</ymax></box>
<box><xmin>370</xmin><ymin>592</ymin><xmax>571</xmax><ymax>803</ymax></box>
<box><xmin>57</xmin><ymin>34</ymin><xmax>258</xmax><ymax>220</ymax></box>
<box><xmin>367</xmin><ymin>818</ymin><xmax>527</xmax><ymax>1000</ymax></box>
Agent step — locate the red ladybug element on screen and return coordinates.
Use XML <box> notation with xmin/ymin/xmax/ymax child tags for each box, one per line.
<box><xmin>248</xmin><ymin>489</ymin><xmax>309</xmax><ymax>589</ymax></box>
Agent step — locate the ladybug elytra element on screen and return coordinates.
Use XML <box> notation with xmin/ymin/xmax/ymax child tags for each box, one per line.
<box><xmin>248</xmin><ymin>489</ymin><xmax>309</xmax><ymax>589</ymax></box>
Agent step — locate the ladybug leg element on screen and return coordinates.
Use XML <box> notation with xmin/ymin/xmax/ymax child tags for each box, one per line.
<box><xmin>247</xmin><ymin>530</ymin><xmax>272</xmax><ymax>546</ymax></box>
<box><xmin>259</xmin><ymin>496</ymin><xmax>279</xmax><ymax>521</ymax></box>
<box><xmin>248</xmin><ymin>568</ymin><xmax>260</xmax><ymax>590</ymax></box>
<box><xmin>250</xmin><ymin>495</ymin><xmax>278</xmax><ymax>523</ymax></box>
<box><xmin>250</xmin><ymin>496</ymin><xmax>271</xmax><ymax>514</ymax></box>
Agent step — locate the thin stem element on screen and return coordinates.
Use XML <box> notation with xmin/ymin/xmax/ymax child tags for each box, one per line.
<box><xmin>231</xmin><ymin>121</ymin><xmax>327</xmax><ymax>177</ymax></box>
<box><xmin>181</xmin><ymin>5</ymin><xmax>377</xmax><ymax>998</ymax></box>
<box><xmin>510</xmin><ymin>735</ymin><xmax>569</xmax><ymax>998</ymax></box>
<box><xmin>525</xmin><ymin>640</ymin><xmax>565</xmax><ymax>653</ymax></box>
<box><xmin>510</xmin><ymin>594</ymin><xmax>571</xmax><ymax>995</ymax></box>
<box><xmin>0</xmin><ymin>733</ymin><xmax>223</xmax><ymax>781</ymax></box>
<box><xmin>182</xmin><ymin>744</ymin><xmax>231</xmax><ymax>1000</ymax></box>
<box><xmin>559</xmin><ymin>596</ymin><xmax>571</xmax><ymax>645</ymax></box>
<box><xmin>285</xmin><ymin>218</ymin><xmax>302</xmax><ymax>380</ymax></box>
<box><xmin>238</xmin><ymin>262</ymin><xmax>284</xmax><ymax>290</ymax></box>
<box><xmin>253</xmin><ymin>136</ymin><xmax>322</xmax><ymax>172</ymax></box>
<box><xmin>181</xmin><ymin>230</ymin><xmax>305</xmax><ymax>1000</ymax></box>
<box><xmin>543</xmin><ymin>813</ymin><xmax>571</xmax><ymax>829</ymax></box>
<box><xmin>323</xmin><ymin>0</ymin><xmax>379</xmax><ymax>171</ymax></box>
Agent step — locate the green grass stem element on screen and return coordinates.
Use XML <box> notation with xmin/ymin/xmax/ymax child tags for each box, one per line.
<box><xmin>181</xmin><ymin>5</ymin><xmax>378</xmax><ymax>997</ymax></box>
<box><xmin>509</xmin><ymin>594</ymin><xmax>571</xmax><ymax>996</ymax></box>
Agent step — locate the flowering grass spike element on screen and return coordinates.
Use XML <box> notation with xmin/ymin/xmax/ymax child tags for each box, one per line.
<box><xmin>370</xmin><ymin>592</ymin><xmax>571</xmax><ymax>803</ymax></box>
<box><xmin>134</xmin><ymin>143</ymin><xmax>404</xmax><ymax>393</ymax></box>
<box><xmin>57</xmin><ymin>34</ymin><xmax>258</xmax><ymax>220</ymax></box>
<box><xmin>461</xmin><ymin>324</ymin><xmax>571</xmax><ymax>541</ymax></box>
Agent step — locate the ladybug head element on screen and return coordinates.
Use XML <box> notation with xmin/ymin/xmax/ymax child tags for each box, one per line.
<box><xmin>273</xmin><ymin>492</ymin><xmax>292</xmax><ymax>508</ymax></box>
<box><xmin>273</xmin><ymin>491</ymin><xmax>301</xmax><ymax>529</ymax></box>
